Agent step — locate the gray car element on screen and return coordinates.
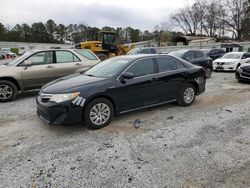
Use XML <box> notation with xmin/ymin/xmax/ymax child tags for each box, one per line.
<box><xmin>0</xmin><ymin>49</ymin><xmax>100</xmax><ymax>102</ymax></box>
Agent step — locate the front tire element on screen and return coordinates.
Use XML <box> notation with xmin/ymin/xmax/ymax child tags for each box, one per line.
<box><xmin>83</xmin><ymin>98</ymin><xmax>114</xmax><ymax>129</ymax></box>
<box><xmin>0</xmin><ymin>80</ymin><xmax>18</xmax><ymax>102</ymax></box>
<box><xmin>177</xmin><ymin>84</ymin><xmax>196</xmax><ymax>106</ymax></box>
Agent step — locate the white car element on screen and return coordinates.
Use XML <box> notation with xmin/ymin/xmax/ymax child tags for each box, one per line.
<box><xmin>213</xmin><ymin>52</ymin><xmax>250</xmax><ymax>71</ymax></box>
<box><xmin>1</xmin><ymin>48</ymin><xmax>17</xmax><ymax>59</ymax></box>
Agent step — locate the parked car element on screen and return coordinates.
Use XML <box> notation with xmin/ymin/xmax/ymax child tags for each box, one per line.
<box><xmin>213</xmin><ymin>52</ymin><xmax>250</xmax><ymax>71</ymax></box>
<box><xmin>0</xmin><ymin>51</ymin><xmax>5</xmax><ymax>60</ymax></box>
<box><xmin>236</xmin><ymin>64</ymin><xmax>250</xmax><ymax>82</ymax></box>
<box><xmin>0</xmin><ymin>49</ymin><xmax>100</xmax><ymax>102</ymax></box>
<box><xmin>37</xmin><ymin>54</ymin><xmax>206</xmax><ymax>129</ymax></box>
<box><xmin>168</xmin><ymin>49</ymin><xmax>213</xmax><ymax>78</ymax></box>
<box><xmin>1</xmin><ymin>48</ymin><xmax>17</xmax><ymax>59</ymax></box>
<box><xmin>127</xmin><ymin>47</ymin><xmax>158</xmax><ymax>55</ymax></box>
<box><xmin>201</xmin><ymin>49</ymin><xmax>226</xmax><ymax>60</ymax></box>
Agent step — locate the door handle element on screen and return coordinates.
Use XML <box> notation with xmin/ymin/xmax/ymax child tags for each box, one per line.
<box><xmin>151</xmin><ymin>78</ymin><xmax>158</xmax><ymax>82</ymax></box>
<box><xmin>75</xmin><ymin>63</ymin><xmax>81</xmax><ymax>66</ymax></box>
<box><xmin>46</xmin><ymin>65</ymin><xmax>54</xmax><ymax>69</ymax></box>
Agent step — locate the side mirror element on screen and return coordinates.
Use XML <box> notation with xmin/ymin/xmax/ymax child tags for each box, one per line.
<box><xmin>24</xmin><ymin>60</ymin><xmax>32</xmax><ymax>66</ymax></box>
<box><xmin>121</xmin><ymin>72</ymin><xmax>134</xmax><ymax>80</ymax></box>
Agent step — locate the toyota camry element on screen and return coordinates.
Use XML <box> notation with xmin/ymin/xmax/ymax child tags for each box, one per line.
<box><xmin>37</xmin><ymin>54</ymin><xmax>206</xmax><ymax>129</ymax></box>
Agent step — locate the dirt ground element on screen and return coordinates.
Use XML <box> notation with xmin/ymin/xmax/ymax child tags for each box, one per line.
<box><xmin>0</xmin><ymin>72</ymin><xmax>250</xmax><ymax>188</ymax></box>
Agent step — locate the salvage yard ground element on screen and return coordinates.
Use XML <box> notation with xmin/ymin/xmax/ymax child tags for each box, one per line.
<box><xmin>0</xmin><ymin>71</ymin><xmax>250</xmax><ymax>187</ymax></box>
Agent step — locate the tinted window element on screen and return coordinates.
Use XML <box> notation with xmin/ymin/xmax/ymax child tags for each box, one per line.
<box><xmin>150</xmin><ymin>48</ymin><xmax>156</xmax><ymax>54</ymax></box>
<box><xmin>27</xmin><ymin>51</ymin><xmax>53</xmax><ymax>65</ymax></box>
<box><xmin>156</xmin><ymin>57</ymin><xmax>177</xmax><ymax>72</ymax></box>
<box><xmin>140</xmin><ymin>49</ymin><xmax>150</xmax><ymax>54</ymax></box>
<box><xmin>194</xmin><ymin>51</ymin><xmax>205</xmax><ymax>58</ymax></box>
<box><xmin>209</xmin><ymin>49</ymin><xmax>216</xmax><ymax>55</ymax></box>
<box><xmin>56</xmin><ymin>51</ymin><xmax>80</xmax><ymax>63</ymax></box>
<box><xmin>242</xmin><ymin>53</ymin><xmax>250</xmax><ymax>59</ymax></box>
<box><xmin>183</xmin><ymin>51</ymin><xmax>195</xmax><ymax>60</ymax></box>
<box><xmin>126</xmin><ymin>58</ymin><xmax>154</xmax><ymax>77</ymax></box>
<box><xmin>84</xmin><ymin>58</ymin><xmax>129</xmax><ymax>78</ymax></box>
<box><xmin>74</xmin><ymin>50</ymin><xmax>97</xmax><ymax>60</ymax></box>
<box><xmin>176</xmin><ymin>61</ymin><xmax>186</xmax><ymax>69</ymax></box>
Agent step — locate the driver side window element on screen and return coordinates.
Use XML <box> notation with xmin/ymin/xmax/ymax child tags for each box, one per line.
<box><xmin>26</xmin><ymin>51</ymin><xmax>53</xmax><ymax>65</ymax></box>
<box><xmin>242</xmin><ymin>53</ymin><xmax>250</xmax><ymax>59</ymax></box>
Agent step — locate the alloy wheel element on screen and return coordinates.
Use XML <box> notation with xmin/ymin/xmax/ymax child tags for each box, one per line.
<box><xmin>89</xmin><ymin>103</ymin><xmax>111</xmax><ymax>126</ymax></box>
<box><xmin>0</xmin><ymin>84</ymin><xmax>13</xmax><ymax>100</ymax></box>
<box><xmin>183</xmin><ymin>87</ymin><xmax>195</xmax><ymax>104</ymax></box>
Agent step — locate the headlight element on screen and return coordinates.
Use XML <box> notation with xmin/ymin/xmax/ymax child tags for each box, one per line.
<box><xmin>49</xmin><ymin>92</ymin><xmax>80</xmax><ymax>103</ymax></box>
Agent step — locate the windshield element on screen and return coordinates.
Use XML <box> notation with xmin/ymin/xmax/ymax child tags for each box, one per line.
<box><xmin>103</xmin><ymin>33</ymin><xmax>116</xmax><ymax>45</ymax></box>
<box><xmin>84</xmin><ymin>57</ymin><xmax>130</xmax><ymax>78</ymax></box>
<box><xmin>127</xmin><ymin>48</ymin><xmax>141</xmax><ymax>55</ymax></box>
<box><xmin>221</xmin><ymin>53</ymin><xmax>242</xmax><ymax>59</ymax></box>
<box><xmin>6</xmin><ymin>51</ymin><xmax>33</xmax><ymax>66</ymax></box>
<box><xmin>168</xmin><ymin>50</ymin><xmax>186</xmax><ymax>58</ymax></box>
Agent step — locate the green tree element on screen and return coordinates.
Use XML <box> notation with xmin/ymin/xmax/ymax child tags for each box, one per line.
<box><xmin>31</xmin><ymin>22</ymin><xmax>49</xmax><ymax>43</ymax></box>
<box><xmin>46</xmin><ymin>19</ymin><xmax>57</xmax><ymax>43</ymax></box>
<box><xmin>56</xmin><ymin>24</ymin><xmax>67</xmax><ymax>43</ymax></box>
<box><xmin>0</xmin><ymin>23</ymin><xmax>6</xmax><ymax>40</ymax></box>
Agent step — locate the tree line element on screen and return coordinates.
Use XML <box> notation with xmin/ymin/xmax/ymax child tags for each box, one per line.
<box><xmin>170</xmin><ymin>0</ymin><xmax>250</xmax><ymax>40</ymax></box>
<box><xmin>0</xmin><ymin>20</ymin><xmax>183</xmax><ymax>45</ymax></box>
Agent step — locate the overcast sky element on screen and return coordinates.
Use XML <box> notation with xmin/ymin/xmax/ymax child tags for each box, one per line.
<box><xmin>0</xmin><ymin>0</ymin><xmax>195</xmax><ymax>31</ymax></box>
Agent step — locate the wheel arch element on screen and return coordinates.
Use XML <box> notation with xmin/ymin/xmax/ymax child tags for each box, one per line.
<box><xmin>83</xmin><ymin>95</ymin><xmax>117</xmax><ymax>115</ymax></box>
<box><xmin>185</xmin><ymin>81</ymin><xmax>199</xmax><ymax>94</ymax></box>
<box><xmin>0</xmin><ymin>77</ymin><xmax>21</xmax><ymax>91</ymax></box>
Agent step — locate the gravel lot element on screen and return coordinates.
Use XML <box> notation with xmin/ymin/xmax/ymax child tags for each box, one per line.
<box><xmin>0</xmin><ymin>71</ymin><xmax>250</xmax><ymax>188</ymax></box>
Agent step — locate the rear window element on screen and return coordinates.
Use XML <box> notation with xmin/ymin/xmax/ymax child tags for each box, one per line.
<box><xmin>194</xmin><ymin>51</ymin><xmax>205</xmax><ymax>58</ymax></box>
<box><xmin>74</xmin><ymin>50</ymin><xmax>97</xmax><ymax>60</ymax></box>
<box><xmin>156</xmin><ymin>57</ymin><xmax>177</xmax><ymax>72</ymax></box>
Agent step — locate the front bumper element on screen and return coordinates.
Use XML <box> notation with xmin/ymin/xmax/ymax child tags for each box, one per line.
<box><xmin>213</xmin><ymin>64</ymin><xmax>237</xmax><ymax>71</ymax></box>
<box><xmin>36</xmin><ymin>96</ymin><xmax>83</xmax><ymax>125</ymax></box>
<box><xmin>236</xmin><ymin>71</ymin><xmax>250</xmax><ymax>82</ymax></box>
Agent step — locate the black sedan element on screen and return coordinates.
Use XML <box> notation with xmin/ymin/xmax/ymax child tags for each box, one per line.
<box><xmin>37</xmin><ymin>55</ymin><xmax>206</xmax><ymax>129</ymax></box>
<box><xmin>201</xmin><ymin>49</ymin><xmax>226</xmax><ymax>60</ymax></box>
<box><xmin>169</xmin><ymin>50</ymin><xmax>213</xmax><ymax>78</ymax></box>
<box><xmin>236</xmin><ymin>64</ymin><xmax>250</xmax><ymax>82</ymax></box>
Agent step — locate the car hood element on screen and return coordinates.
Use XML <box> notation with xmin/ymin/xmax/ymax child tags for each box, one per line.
<box><xmin>42</xmin><ymin>73</ymin><xmax>107</xmax><ymax>93</ymax></box>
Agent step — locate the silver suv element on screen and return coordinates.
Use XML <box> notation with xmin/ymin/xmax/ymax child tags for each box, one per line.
<box><xmin>0</xmin><ymin>49</ymin><xmax>100</xmax><ymax>102</ymax></box>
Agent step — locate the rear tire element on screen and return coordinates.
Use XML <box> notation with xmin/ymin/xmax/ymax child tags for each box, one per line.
<box><xmin>83</xmin><ymin>98</ymin><xmax>114</xmax><ymax>129</ymax></box>
<box><xmin>97</xmin><ymin>53</ymin><xmax>109</xmax><ymax>61</ymax></box>
<box><xmin>0</xmin><ymin>80</ymin><xmax>18</xmax><ymax>102</ymax></box>
<box><xmin>205</xmin><ymin>67</ymin><xmax>212</xmax><ymax>78</ymax></box>
<box><xmin>177</xmin><ymin>84</ymin><xmax>196</xmax><ymax>106</ymax></box>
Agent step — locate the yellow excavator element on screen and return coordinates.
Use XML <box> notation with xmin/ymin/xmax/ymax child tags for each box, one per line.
<box><xmin>75</xmin><ymin>31</ymin><xmax>131</xmax><ymax>61</ymax></box>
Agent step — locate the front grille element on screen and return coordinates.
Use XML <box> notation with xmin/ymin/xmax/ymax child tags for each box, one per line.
<box><xmin>217</xmin><ymin>62</ymin><xmax>225</xmax><ymax>65</ymax></box>
<box><xmin>242</xmin><ymin>67</ymin><xmax>250</xmax><ymax>73</ymax></box>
